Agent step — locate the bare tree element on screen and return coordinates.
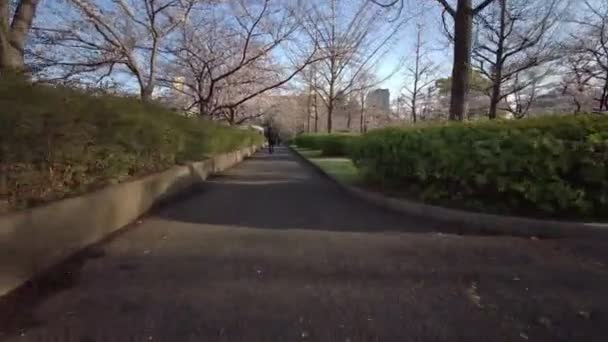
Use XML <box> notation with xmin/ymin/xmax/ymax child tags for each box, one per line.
<box><xmin>561</xmin><ymin>51</ymin><xmax>600</xmax><ymax>113</ymax></box>
<box><xmin>303</xmin><ymin>64</ymin><xmax>322</xmax><ymax>132</ymax></box>
<box><xmin>435</xmin><ymin>0</ymin><xmax>502</xmax><ymax>120</ymax></box>
<box><xmin>31</xmin><ymin>0</ymin><xmax>194</xmax><ymax>101</ymax></box>
<box><xmin>300</xmin><ymin>65</ymin><xmax>322</xmax><ymax>132</ymax></box>
<box><xmin>0</xmin><ymin>0</ymin><xmax>39</xmax><ymax>73</ymax></box>
<box><xmin>373</xmin><ymin>0</ymin><xmax>497</xmax><ymax>121</ymax></box>
<box><xmin>304</xmin><ymin>0</ymin><xmax>406</xmax><ymax>132</ymax></box>
<box><xmin>305</xmin><ymin>67</ymin><xmax>313</xmax><ymax>132</ymax></box>
<box><xmin>358</xmin><ymin>88</ymin><xmax>368</xmax><ymax>132</ymax></box>
<box><xmin>350</xmin><ymin>71</ymin><xmax>377</xmax><ymax>132</ymax></box>
<box><xmin>313</xmin><ymin>81</ymin><xmax>320</xmax><ymax>132</ymax></box>
<box><xmin>160</xmin><ymin>0</ymin><xmax>317</xmax><ymax>124</ymax></box>
<box><xmin>571</xmin><ymin>1</ymin><xmax>608</xmax><ymax>111</ymax></box>
<box><xmin>502</xmin><ymin>70</ymin><xmax>541</xmax><ymax>118</ymax></box>
<box><xmin>401</xmin><ymin>23</ymin><xmax>436</xmax><ymax>123</ymax></box>
<box><xmin>472</xmin><ymin>0</ymin><xmax>563</xmax><ymax>119</ymax></box>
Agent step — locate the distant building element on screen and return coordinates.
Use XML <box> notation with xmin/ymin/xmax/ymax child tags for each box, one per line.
<box><xmin>366</xmin><ymin>88</ymin><xmax>390</xmax><ymax>111</ymax></box>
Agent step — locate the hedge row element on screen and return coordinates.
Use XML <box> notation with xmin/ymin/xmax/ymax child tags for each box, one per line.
<box><xmin>294</xmin><ymin>133</ymin><xmax>359</xmax><ymax>156</ymax></box>
<box><xmin>350</xmin><ymin>115</ymin><xmax>608</xmax><ymax>217</ymax></box>
<box><xmin>0</xmin><ymin>77</ymin><xmax>264</xmax><ymax>211</ymax></box>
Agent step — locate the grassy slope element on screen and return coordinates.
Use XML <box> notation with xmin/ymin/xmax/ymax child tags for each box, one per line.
<box><xmin>0</xmin><ymin>76</ymin><xmax>263</xmax><ymax>212</ymax></box>
<box><xmin>294</xmin><ymin>147</ymin><xmax>361</xmax><ymax>185</ymax></box>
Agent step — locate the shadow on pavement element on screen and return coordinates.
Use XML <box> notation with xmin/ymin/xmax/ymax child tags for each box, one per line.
<box><xmin>156</xmin><ymin>147</ymin><xmax>448</xmax><ymax>234</ymax></box>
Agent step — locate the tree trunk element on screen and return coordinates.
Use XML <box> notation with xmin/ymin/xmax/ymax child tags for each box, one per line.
<box><xmin>141</xmin><ymin>85</ymin><xmax>154</xmax><ymax>102</ymax></box>
<box><xmin>573</xmin><ymin>97</ymin><xmax>581</xmax><ymax>114</ymax></box>
<box><xmin>327</xmin><ymin>72</ymin><xmax>335</xmax><ymax>133</ymax></box>
<box><xmin>489</xmin><ymin>80</ymin><xmax>501</xmax><ymax>119</ymax></box>
<box><xmin>143</xmin><ymin>38</ymin><xmax>160</xmax><ymax>102</ymax></box>
<box><xmin>359</xmin><ymin>106</ymin><xmax>364</xmax><ymax>133</ymax></box>
<box><xmin>0</xmin><ymin>40</ymin><xmax>22</xmax><ymax>72</ymax></box>
<box><xmin>199</xmin><ymin>99</ymin><xmax>215</xmax><ymax>118</ymax></box>
<box><xmin>412</xmin><ymin>26</ymin><xmax>420</xmax><ymax>123</ymax></box>
<box><xmin>410</xmin><ymin>94</ymin><xmax>418</xmax><ymax>123</ymax></box>
<box><xmin>346</xmin><ymin>112</ymin><xmax>352</xmax><ymax>130</ymax></box>
<box><xmin>199</xmin><ymin>101</ymin><xmax>206</xmax><ymax>117</ymax></box>
<box><xmin>306</xmin><ymin>108</ymin><xmax>311</xmax><ymax>133</ymax></box>
<box><xmin>601</xmin><ymin>75</ymin><xmax>608</xmax><ymax>111</ymax></box>
<box><xmin>0</xmin><ymin>0</ymin><xmax>39</xmax><ymax>73</ymax></box>
<box><xmin>228</xmin><ymin>108</ymin><xmax>236</xmax><ymax>125</ymax></box>
<box><xmin>327</xmin><ymin>101</ymin><xmax>333</xmax><ymax>133</ymax></box>
<box><xmin>359</xmin><ymin>93</ymin><xmax>365</xmax><ymax>133</ymax></box>
<box><xmin>488</xmin><ymin>0</ymin><xmax>506</xmax><ymax>120</ymax></box>
<box><xmin>313</xmin><ymin>93</ymin><xmax>319</xmax><ymax>132</ymax></box>
<box><xmin>306</xmin><ymin>87</ymin><xmax>312</xmax><ymax>133</ymax></box>
<box><xmin>449</xmin><ymin>0</ymin><xmax>473</xmax><ymax>121</ymax></box>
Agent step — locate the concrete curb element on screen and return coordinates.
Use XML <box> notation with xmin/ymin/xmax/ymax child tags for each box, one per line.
<box><xmin>290</xmin><ymin>147</ymin><xmax>608</xmax><ymax>239</ymax></box>
<box><xmin>0</xmin><ymin>146</ymin><xmax>258</xmax><ymax>297</ymax></box>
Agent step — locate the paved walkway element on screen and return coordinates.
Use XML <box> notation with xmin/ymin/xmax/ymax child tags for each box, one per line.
<box><xmin>1</xmin><ymin>147</ymin><xmax>608</xmax><ymax>341</ymax></box>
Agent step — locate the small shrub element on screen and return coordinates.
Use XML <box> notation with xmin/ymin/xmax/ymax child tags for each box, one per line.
<box><xmin>350</xmin><ymin>115</ymin><xmax>608</xmax><ymax>218</ymax></box>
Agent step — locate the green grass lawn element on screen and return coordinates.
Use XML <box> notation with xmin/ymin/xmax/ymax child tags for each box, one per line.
<box><xmin>293</xmin><ymin>147</ymin><xmax>361</xmax><ymax>185</ymax></box>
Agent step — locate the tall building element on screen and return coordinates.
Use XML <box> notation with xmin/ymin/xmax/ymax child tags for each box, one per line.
<box><xmin>366</xmin><ymin>88</ymin><xmax>390</xmax><ymax>111</ymax></box>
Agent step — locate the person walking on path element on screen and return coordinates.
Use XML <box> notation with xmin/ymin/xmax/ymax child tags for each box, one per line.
<box><xmin>265</xmin><ymin>126</ymin><xmax>277</xmax><ymax>154</ymax></box>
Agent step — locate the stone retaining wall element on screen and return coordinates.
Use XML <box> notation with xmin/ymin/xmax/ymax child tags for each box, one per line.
<box><xmin>0</xmin><ymin>146</ymin><xmax>257</xmax><ymax>297</ymax></box>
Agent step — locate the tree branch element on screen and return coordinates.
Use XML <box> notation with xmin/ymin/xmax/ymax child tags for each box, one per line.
<box><xmin>436</xmin><ymin>0</ymin><xmax>456</xmax><ymax>17</ymax></box>
<box><xmin>474</xmin><ymin>0</ymin><xmax>496</xmax><ymax>14</ymax></box>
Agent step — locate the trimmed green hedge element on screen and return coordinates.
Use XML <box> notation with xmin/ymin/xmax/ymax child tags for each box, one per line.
<box><xmin>294</xmin><ymin>133</ymin><xmax>359</xmax><ymax>157</ymax></box>
<box><xmin>294</xmin><ymin>134</ymin><xmax>324</xmax><ymax>150</ymax></box>
<box><xmin>350</xmin><ymin>115</ymin><xmax>608</xmax><ymax>218</ymax></box>
<box><xmin>0</xmin><ymin>76</ymin><xmax>264</xmax><ymax>211</ymax></box>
